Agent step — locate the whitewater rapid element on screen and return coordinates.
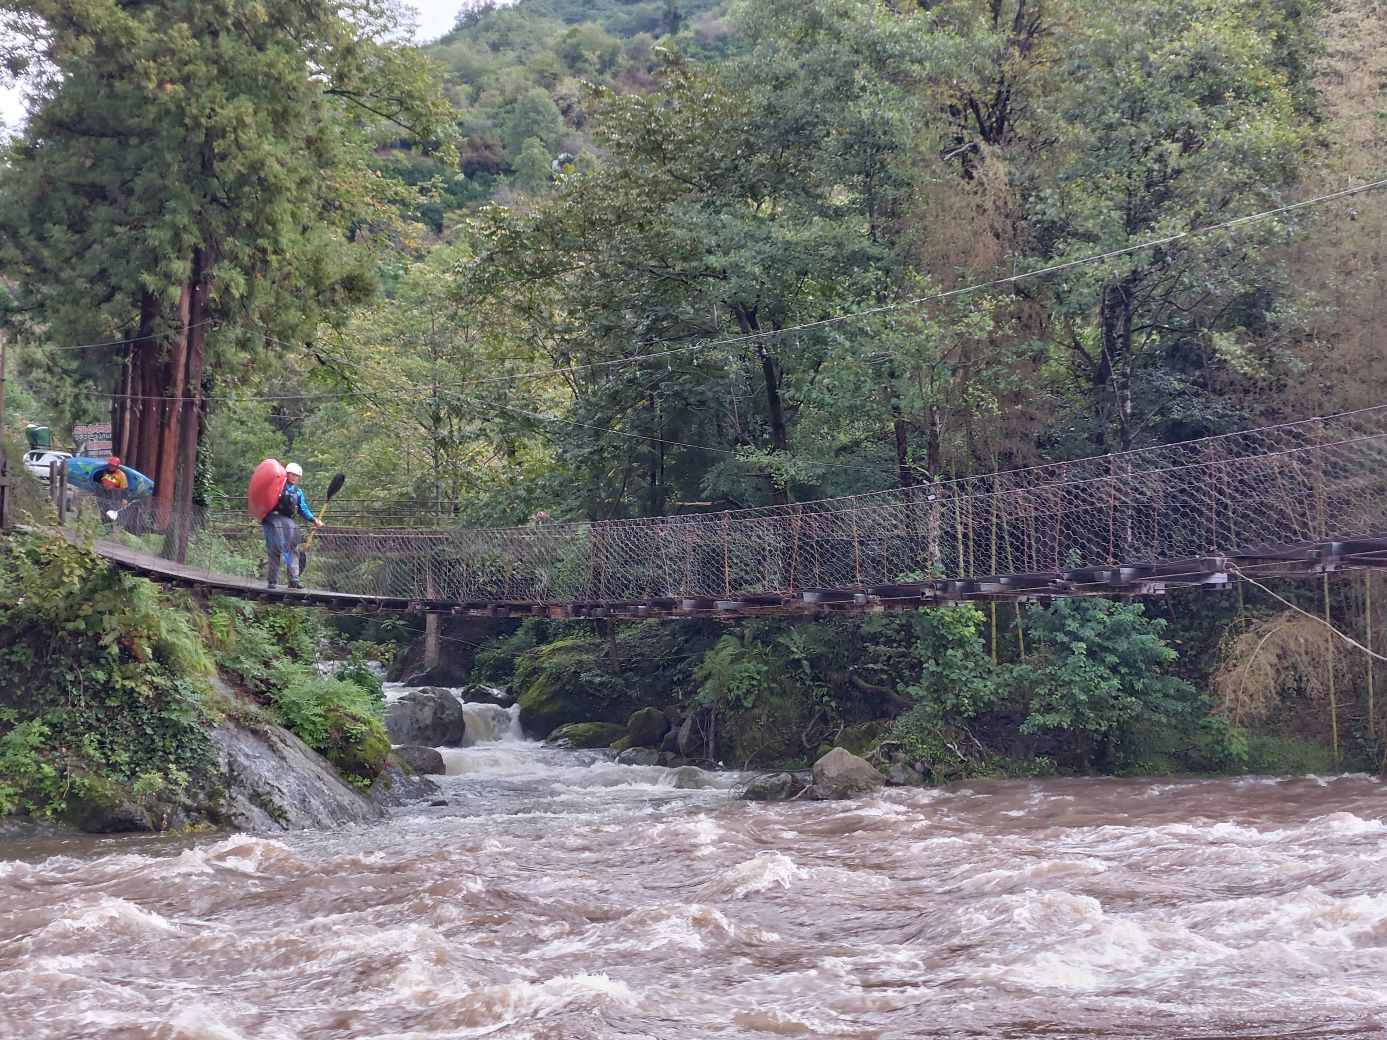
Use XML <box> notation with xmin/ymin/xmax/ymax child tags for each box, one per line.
<box><xmin>3</xmin><ymin>697</ymin><xmax>1386</xmax><ymax>1039</ymax></box>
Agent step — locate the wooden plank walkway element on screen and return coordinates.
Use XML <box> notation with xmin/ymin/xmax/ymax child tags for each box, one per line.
<box><xmin>66</xmin><ymin>530</ymin><xmax>1387</xmax><ymax>618</ymax></box>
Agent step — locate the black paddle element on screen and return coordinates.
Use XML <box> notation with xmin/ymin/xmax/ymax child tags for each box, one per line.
<box><xmin>299</xmin><ymin>473</ymin><xmax>345</xmax><ymax>576</ymax></box>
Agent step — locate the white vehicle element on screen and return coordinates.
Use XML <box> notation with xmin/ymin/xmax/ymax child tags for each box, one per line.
<box><xmin>22</xmin><ymin>448</ymin><xmax>72</xmax><ymax>483</ymax></box>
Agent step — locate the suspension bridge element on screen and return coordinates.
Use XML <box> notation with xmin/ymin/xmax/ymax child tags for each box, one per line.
<box><xmin>42</xmin><ymin>406</ymin><xmax>1387</xmax><ymax>617</ymax></box>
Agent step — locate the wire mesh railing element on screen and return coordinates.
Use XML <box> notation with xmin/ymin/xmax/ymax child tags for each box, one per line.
<box><xmin>61</xmin><ymin>406</ymin><xmax>1387</xmax><ymax>606</ymax></box>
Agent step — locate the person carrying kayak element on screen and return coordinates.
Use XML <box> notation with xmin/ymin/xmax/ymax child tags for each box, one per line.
<box><xmin>97</xmin><ymin>457</ymin><xmax>129</xmax><ymax>521</ymax></box>
<box><xmin>263</xmin><ymin>462</ymin><xmax>323</xmax><ymax>589</ymax></box>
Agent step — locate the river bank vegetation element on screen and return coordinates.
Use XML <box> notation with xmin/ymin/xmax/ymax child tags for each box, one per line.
<box><xmin>0</xmin><ymin>526</ymin><xmax>394</xmax><ymax>828</ymax></box>
<box><xmin>3</xmin><ymin>0</ymin><xmax>1387</xmax><ymax>824</ymax></box>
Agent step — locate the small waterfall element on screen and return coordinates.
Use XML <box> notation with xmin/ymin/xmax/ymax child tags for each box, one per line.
<box><xmin>462</xmin><ymin>701</ymin><xmax>524</xmax><ymax>745</ymax></box>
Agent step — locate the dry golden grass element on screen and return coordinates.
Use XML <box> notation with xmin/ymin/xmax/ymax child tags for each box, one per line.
<box><xmin>1210</xmin><ymin>610</ymin><xmax>1352</xmax><ymax>725</ymax></box>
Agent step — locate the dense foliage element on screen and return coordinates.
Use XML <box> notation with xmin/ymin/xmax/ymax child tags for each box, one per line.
<box><xmin>0</xmin><ymin>534</ymin><xmax>215</xmax><ymax>824</ymax></box>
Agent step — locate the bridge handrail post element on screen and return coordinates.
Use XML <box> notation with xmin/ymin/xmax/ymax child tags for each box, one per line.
<box><xmin>1204</xmin><ymin>443</ymin><xmax>1219</xmax><ymax>553</ymax></box>
<box><xmin>721</xmin><ymin>514</ymin><xmax>730</xmax><ymax>598</ymax></box>
<box><xmin>1052</xmin><ymin>465</ymin><xmax>1065</xmax><ymax>572</ymax></box>
<box><xmin>788</xmin><ymin>505</ymin><xmax>802</xmax><ymax>593</ymax></box>
<box><xmin>851</xmin><ymin>497</ymin><xmax>861</xmax><ymax>588</ymax></box>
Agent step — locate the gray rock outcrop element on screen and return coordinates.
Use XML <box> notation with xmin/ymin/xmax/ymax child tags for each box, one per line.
<box><xmin>207</xmin><ymin>721</ymin><xmax>385</xmax><ymax>830</ymax></box>
<box><xmin>809</xmin><ymin>747</ymin><xmax>885</xmax><ymax>800</ymax></box>
<box><xmin>386</xmin><ymin>687</ymin><xmax>466</xmax><ymax>746</ymax></box>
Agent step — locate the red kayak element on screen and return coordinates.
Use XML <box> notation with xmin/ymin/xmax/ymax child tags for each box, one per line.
<box><xmin>247</xmin><ymin>459</ymin><xmax>287</xmax><ymax>520</ymax></box>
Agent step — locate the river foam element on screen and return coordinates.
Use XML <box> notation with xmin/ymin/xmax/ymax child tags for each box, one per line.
<box><xmin>5</xmin><ymin>727</ymin><xmax>1387</xmax><ymax>1039</ymax></box>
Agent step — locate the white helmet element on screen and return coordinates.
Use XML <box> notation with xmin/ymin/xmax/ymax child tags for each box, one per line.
<box><xmin>285</xmin><ymin>462</ymin><xmax>304</xmax><ymax>477</ymax></box>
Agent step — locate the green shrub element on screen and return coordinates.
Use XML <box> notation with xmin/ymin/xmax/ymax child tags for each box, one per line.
<box><xmin>208</xmin><ymin>598</ymin><xmax>389</xmax><ymax>786</ymax></box>
<box><xmin>888</xmin><ymin>704</ymin><xmax>999</xmax><ymax>783</ymax></box>
<box><xmin>266</xmin><ymin>662</ymin><xmax>388</xmax><ymax>784</ymax></box>
<box><xmin>903</xmin><ymin>606</ymin><xmax>1001</xmax><ymax>722</ymax></box>
<box><xmin>472</xmin><ymin>617</ymin><xmax>553</xmax><ymax>685</ymax></box>
<box><xmin>337</xmin><ymin>652</ymin><xmax>385</xmax><ymax>704</ymax></box>
<box><xmin>0</xmin><ymin>535</ymin><xmax>215</xmax><ymax>822</ymax></box>
<box><xmin>1015</xmin><ymin>599</ymin><xmax>1204</xmax><ymax>773</ymax></box>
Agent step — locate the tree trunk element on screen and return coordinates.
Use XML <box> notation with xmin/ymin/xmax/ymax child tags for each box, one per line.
<box><xmin>132</xmin><ymin>294</ymin><xmax>164</xmax><ymax>478</ymax></box>
<box><xmin>114</xmin><ymin>346</ymin><xmax>133</xmax><ymax>462</ymax></box>
<box><xmin>116</xmin><ymin>293</ymin><xmax>159</xmax><ymax>465</ymax></box>
<box><xmin>153</xmin><ymin>279</ymin><xmax>192</xmax><ymax>532</ymax></box>
<box><xmin>759</xmin><ymin>346</ymin><xmax>788</xmax><ymax>455</ymax></box>
<box><xmin>758</xmin><ymin>346</ymin><xmax>789</xmax><ymax>505</ymax></box>
<box><xmin>893</xmin><ymin>416</ymin><xmax>911</xmax><ymax>489</ymax></box>
<box><xmin>1097</xmin><ymin>276</ymin><xmax>1138</xmax><ymax>452</ymax></box>
<box><xmin>170</xmin><ymin>248</ymin><xmax>209</xmax><ymax>562</ymax></box>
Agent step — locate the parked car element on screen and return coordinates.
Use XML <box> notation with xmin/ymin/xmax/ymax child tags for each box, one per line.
<box><xmin>22</xmin><ymin>448</ymin><xmax>72</xmax><ymax>482</ymax></box>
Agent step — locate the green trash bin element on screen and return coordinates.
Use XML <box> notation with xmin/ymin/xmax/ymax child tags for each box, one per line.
<box><xmin>24</xmin><ymin>424</ymin><xmax>52</xmax><ymax>449</ymax></box>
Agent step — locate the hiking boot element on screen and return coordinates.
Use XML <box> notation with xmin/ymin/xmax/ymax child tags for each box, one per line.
<box><xmin>267</xmin><ymin>581</ymin><xmax>277</xmax><ymax>590</ymax></box>
<box><xmin>289</xmin><ymin>579</ymin><xmax>305</xmax><ymax>590</ymax></box>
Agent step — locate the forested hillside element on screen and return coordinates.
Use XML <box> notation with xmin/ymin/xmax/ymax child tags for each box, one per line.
<box><xmin>4</xmin><ymin>0</ymin><xmax>1387</xmax><ymax>777</ymax></box>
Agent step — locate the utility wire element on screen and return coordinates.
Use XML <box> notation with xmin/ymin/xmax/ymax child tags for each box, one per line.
<box><xmin>26</xmin><ymin>318</ymin><xmax>218</xmax><ymax>353</ymax></box>
<box><xmin>487</xmin><ymin>399</ymin><xmax>889</xmax><ymax>474</ymax></box>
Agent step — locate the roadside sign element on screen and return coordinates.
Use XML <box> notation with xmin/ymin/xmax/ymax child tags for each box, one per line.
<box><xmin>73</xmin><ymin>421</ymin><xmax>112</xmax><ymax>455</ymax></box>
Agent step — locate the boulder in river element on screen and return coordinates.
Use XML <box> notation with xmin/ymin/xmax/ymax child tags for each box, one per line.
<box><xmin>675</xmin><ymin>714</ymin><xmax>705</xmax><ymax>758</ymax></box>
<box><xmin>741</xmin><ymin>772</ymin><xmax>809</xmax><ymax>802</ymax></box>
<box><xmin>392</xmin><ymin>744</ymin><xmax>447</xmax><ymax>775</ymax></box>
<box><xmin>885</xmin><ymin>755</ymin><xmax>928</xmax><ymax>787</ymax></box>
<box><xmin>626</xmin><ymin>707</ymin><xmax>670</xmax><ymax>748</ymax></box>
<box><xmin>68</xmin><ymin>782</ymin><xmax>151</xmax><ymax>833</ymax></box>
<box><xmin>386</xmin><ymin>687</ymin><xmax>466</xmax><ymax>746</ymax></box>
<box><xmin>207</xmin><ymin>720</ymin><xmax>386</xmax><ymax>830</ymax></box>
<box><xmin>546</xmin><ymin>721</ymin><xmax>626</xmax><ymax>749</ymax></box>
<box><xmin>460</xmin><ymin>683</ymin><xmax>512</xmax><ymax>706</ymax></box>
<box><xmin>808</xmin><ymin>747</ymin><xmax>885</xmax><ymax>800</ymax></box>
<box><xmin>402</xmin><ymin>662</ymin><xmax>470</xmax><ymax>688</ymax></box>
<box><xmin>369</xmin><ymin>759</ymin><xmax>443</xmax><ymax>808</ymax></box>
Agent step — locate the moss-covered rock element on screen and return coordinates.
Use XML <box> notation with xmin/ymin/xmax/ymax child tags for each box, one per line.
<box><xmin>513</xmin><ymin>636</ymin><xmax>643</xmax><ymax>737</ymax></box>
<box><xmin>626</xmin><ymin>707</ymin><xmax>670</xmax><ymax>747</ymax></box>
<box><xmin>0</xmin><ymin>535</ymin><xmax>406</xmax><ymax>831</ymax></box>
<box><xmin>546</xmin><ymin>721</ymin><xmax>627</xmax><ymax>749</ymax></box>
<box><xmin>320</xmin><ymin>705</ymin><xmax>391</xmax><ymax>783</ymax></box>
